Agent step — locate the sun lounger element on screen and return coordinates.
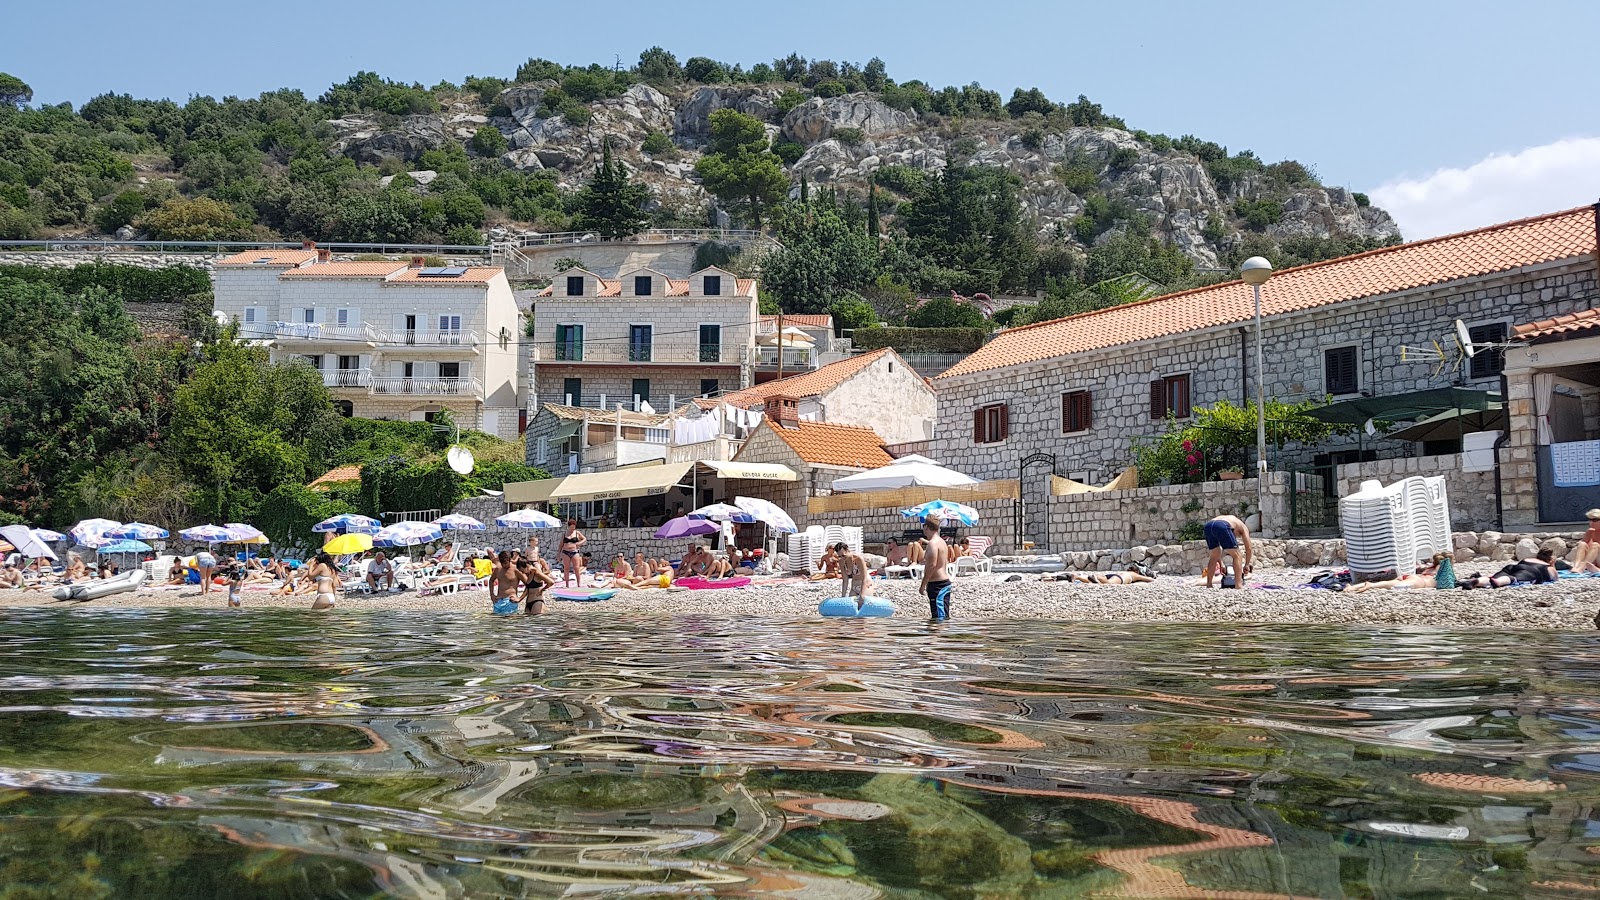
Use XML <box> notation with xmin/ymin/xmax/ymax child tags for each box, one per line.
<box><xmin>951</xmin><ymin>536</ymin><xmax>994</xmax><ymax>576</ymax></box>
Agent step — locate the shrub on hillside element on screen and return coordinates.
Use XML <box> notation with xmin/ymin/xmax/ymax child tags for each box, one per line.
<box><xmin>833</xmin><ymin>127</ymin><xmax>865</xmax><ymax>147</ymax></box>
<box><xmin>852</xmin><ymin>326</ymin><xmax>987</xmax><ymax>354</ymax></box>
<box><xmin>470</xmin><ymin>126</ymin><xmax>507</xmax><ymax>156</ymax></box>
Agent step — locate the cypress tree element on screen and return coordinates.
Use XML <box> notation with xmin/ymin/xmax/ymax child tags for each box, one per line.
<box><xmin>866</xmin><ymin>171</ymin><xmax>880</xmax><ymax>237</ymax></box>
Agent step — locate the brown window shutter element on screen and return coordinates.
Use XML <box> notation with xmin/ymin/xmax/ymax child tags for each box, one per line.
<box><xmin>998</xmin><ymin>404</ymin><xmax>1009</xmax><ymax>440</ymax></box>
<box><xmin>1061</xmin><ymin>394</ymin><xmax>1071</xmax><ymax>432</ymax></box>
<box><xmin>1150</xmin><ymin>379</ymin><xmax>1167</xmax><ymax>419</ymax></box>
<box><xmin>1079</xmin><ymin>391</ymin><xmax>1092</xmax><ymax>430</ymax></box>
<box><xmin>974</xmin><ymin>407</ymin><xmax>986</xmax><ymax>444</ymax></box>
<box><xmin>1173</xmin><ymin>375</ymin><xmax>1191</xmax><ymax>419</ymax></box>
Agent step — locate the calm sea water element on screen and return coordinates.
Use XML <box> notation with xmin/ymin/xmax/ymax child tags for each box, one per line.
<box><xmin>2</xmin><ymin>609</ymin><xmax>1599</xmax><ymax>898</ymax></box>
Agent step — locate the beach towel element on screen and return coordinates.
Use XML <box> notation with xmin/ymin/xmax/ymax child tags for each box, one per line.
<box><xmin>551</xmin><ymin>587</ymin><xmax>615</xmax><ymax>601</ymax></box>
<box><xmin>674</xmin><ymin>576</ymin><xmax>751</xmax><ymax>590</ymax></box>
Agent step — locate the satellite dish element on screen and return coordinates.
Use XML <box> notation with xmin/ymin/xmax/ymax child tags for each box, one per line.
<box><xmin>1454</xmin><ymin>319</ymin><xmax>1475</xmax><ymax>358</ymax></box>
<box><xmin>447</xmin><ymin>445</ymin><xmax>475</xmax><ymax>475</ymax></box>
<box><xmin>212</xmin><ymin>311</ymin><xmax>229</xmax><ymax>326</ymax></box>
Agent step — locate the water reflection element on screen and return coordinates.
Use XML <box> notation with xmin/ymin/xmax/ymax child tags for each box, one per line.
<box><xmin>0</xmin><ymin>610</ymin><xmax>1597</xmax><ymax>896</ymax></box>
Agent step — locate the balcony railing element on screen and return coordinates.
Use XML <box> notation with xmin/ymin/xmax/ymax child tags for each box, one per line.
<box><xmin>399</xmin><ymin>330</ymin><xmax>478</xmax><ymax>347</ymax></box>
<box><xmin>532</xmin><ymin>345</ymin><xmax>741</xmax><ymax>365</ymax></box>
<box><xmin>752</xmin><ymin>346</ymin><xmax>817</xmax><ymax>369</ymax></box>
<box><xmin>321</xmin><ymin>369</ymin><xmax>372</xmax><ymax>389</ymax></box>
<box><xmin>274</xmin><ymin>322</ymin><xmax>384</xmax><ymax>343</ymax></box>
<box><xmin>370</xmin><ymin>376</ymin><xmax>482</xmax><ymax>396</ymax></box>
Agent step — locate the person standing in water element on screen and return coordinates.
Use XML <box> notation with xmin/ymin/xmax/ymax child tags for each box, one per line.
<box><xmin>918</xmin><ymin>516</ymin><xmax>952</xmax><ymax>620</ymax></box>
<box><xmin>831</xmin><ymin>542</ymin><xmax>873</xmax><ymax>610</ymax></box>
<box><xmin>306</xmin><ymin>552</ymin><xmax>339</xmax><ymax>610</ymax></box>
<box><xmin>559</xmin><ymin>519</ymin><xmax>586</xmax><ymax>587</ymax></box>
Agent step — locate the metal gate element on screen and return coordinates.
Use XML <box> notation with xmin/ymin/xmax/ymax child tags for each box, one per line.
<box><xmin>1016</xmin><ymin>452</ymin><xmax>1056</xmax><ymax>551</ymax></box>
<box><xmin>1288</xmin><ymin>467</ymin><xmax>1339</xmax><ymax>535</ymax></box>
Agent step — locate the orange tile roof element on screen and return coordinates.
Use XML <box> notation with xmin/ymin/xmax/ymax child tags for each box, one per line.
<box><xmin>307</xmin><ymin>465</ymin><xmax>362</xmax><ymax>490</ymax></box>
<box><xmin>735</xmin><ymin>278</ymin><xmax>757</xmax><ymax>296</ymax></box>
<box><xmin>1515</xmin><ymin>308</ymin><xmax>1600</xmax><ymax>341</ymax></box>
<box><xmin>718</xmin><ymin>349</ymin><xmax>892</xmax><ymax>406</ymax></box>
<box><xmin>941</xmin><ymin>205</ymin><xmax>1599</xmax><ymax>380</ymax></box>
<box><xmin>387</xmin><ymin>266</ymin><xmax>504</xmax><ymax>284</ymax></box>
<box><xmin>281</xmin><ymin>261</ymin><xmax>407</xmax><ymax>278</ymax></box>
<box><xmin>760</xmin><ymin>314</ymin><xmax>834</xmax><ymax>328</ymax></box>
<box><xmin>761</xmin><ymin>420</ymin><xmax>894</xmax><ymax>469</ymax></box>
<box><xmin>216</xmin><ymin>249</ymin><xmax>318</xmax><ymax>267</ymax></box>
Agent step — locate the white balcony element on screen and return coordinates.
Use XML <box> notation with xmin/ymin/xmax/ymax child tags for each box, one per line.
<box><xmin>369</xmin><ymin>375</ymin><xmax>483</xmax><ymax>396</ymax></box>
<box><xmin>752</xmin><ymin>346</ymin><xmax>817</xmax><ymax>369</ymax></box>
<box><xmin>273</xmin><ymin>322</ymin><xmax>383</xmax><ymax>345</ymax></box>
<box><xmin>531</xmin><ymin>344</ymin><xmax>739</xmax><ymax>365</ymax></box>
<box><xmin>321</xmin><ymin>369</ymin><xmax>372</xmax><ymax>389</ymax></box>
<box><xmin>390</xmin><ymin>330</ymin><xmax>481</xmax><ymax>350</ymax></box>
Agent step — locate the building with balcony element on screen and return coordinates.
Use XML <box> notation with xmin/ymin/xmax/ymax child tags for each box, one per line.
<box><xmin>528</xmin><ymin>265</ymin><xmax>758</xmax><ymax>410</ymax></box>
<box><xmin>212</xmin><ymin>246</ymin><xmax>522</xmax><ymax>437</ymax></box>
<box><xmin>752</xmin><ymin>314</ymin><xmax>850</xmax><ymax>382</ymax></box>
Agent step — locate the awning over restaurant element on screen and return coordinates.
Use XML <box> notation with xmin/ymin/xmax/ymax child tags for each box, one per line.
<box><xmin>504</xmin><ymin>475</ymin><xmax>568</xmax><ymax>504</ymax></box>
<box><xmin>548</xmin><ymin>461</ymin><xmax>696</xmax><ymax>503</ymax></box>
<box><xmin>699</xmin><ymin>460</ymin><xmax>798</xmax><ymax>481</ymax></box>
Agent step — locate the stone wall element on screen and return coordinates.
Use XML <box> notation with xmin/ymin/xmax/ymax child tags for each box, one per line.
<box><xmin>933</xmin><ymin>260</ymin><xmax>1598</xmax><ymax>487</ymax></box>
<box><xmin>1336</xmin><ymin>453</ymin><xmax>1500</xmax><ymax>531</ymax></box>
<box><xmin>804</xmin><ymin>497</ymin><xmax>1018</xmax><ymax>553</ymax></box>
<box><xmin>1048</xmin><ymin>474</ymin><xmax>1291</xmax><ymax>551</ymax></box>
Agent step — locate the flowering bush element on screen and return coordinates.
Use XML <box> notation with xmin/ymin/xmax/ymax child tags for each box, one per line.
<box><xmin>1133</xmin><ymin>399</ymin><xmax>1348</xmax><ymax>486</ymax></box>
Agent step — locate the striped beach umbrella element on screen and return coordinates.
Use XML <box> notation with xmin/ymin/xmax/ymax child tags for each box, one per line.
<box><xmin>313</xmin><ymin>514</ymin><xmax>381</xmax><ymax>534</ymax></box>
<box><xmin>373</xmin><ymin>521</ymin><xmax>443</xmax><ymax>547</ymax></box>
<box><xmin>432</xmin><ymin>513</ymin><xmax>486</xmax><ymax>531</ymax></box>
<box><xmin>901</xmin><ymin>500</ymin><xmax>980</xmax><ymax>526</ymax></box>
<box><xmin>494</xmin><ymin>509</ymin><xmax>561</xmax><ymax>528</ymax></box>
<box><xmin>110</xmin><ymin>522</ymin><xmax>169</xmax><ymax>540</ymax></box>
<box><xmin>31</xmin><ymin>528</ymin><xmax>66</xmax><ymax>543</ymax></box>
<box><xmin>70</xmin><ymin>518</ymin><xmax>122</xmax><ymax>547</ymax></box>
<box><xmin>688</xmin><ymin>502</ymin><xmax>756</xmax><ymax>523</ymax></box>
<box><xmin>179</xmin><ymin>524</ymin><xmax>232</xmax><ymax>543</ymax></box>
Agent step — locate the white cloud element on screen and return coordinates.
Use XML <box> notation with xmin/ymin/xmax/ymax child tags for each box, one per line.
<box><xmin>1371</xmin><ymin>137</ymin><xmax>1600</xmax><ymax>240</ymax></box>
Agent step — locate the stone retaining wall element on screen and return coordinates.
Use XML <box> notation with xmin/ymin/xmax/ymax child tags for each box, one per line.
<box><xmin>806</xmin><ymin>498</ymin><xmax>1018</xmax><ymax>552</ymax></box>
<box><xmin>1045</xmin><ymin>528</ymin><xmax>1588</xmax><ymax>576</ymax></box>
<box><xmin>1337</xmin><ymin>453</ymin><xmax>1499</xmax><ymax>531</ymax></box>
<box><xmin>1049</xmin><ymin>474</ymin><xmax>1291</xmax><ymax>551</ymax></box>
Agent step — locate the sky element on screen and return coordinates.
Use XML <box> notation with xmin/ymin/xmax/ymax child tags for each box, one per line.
<box><xmin>11</xmin><ymin>0</ymin><xmax>1600</xmax><ymax>239</ymax></box>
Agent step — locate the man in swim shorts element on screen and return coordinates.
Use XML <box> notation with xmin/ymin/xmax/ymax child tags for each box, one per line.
<box><xmin>918</xmin><ymin>516</ymin><xmax>952</xmax><ymax>620</ymax></box>
<box><xmin>1203</xmin><ymin>514</ymin><xmax>1252</xmax><ymax>589</ymax></box>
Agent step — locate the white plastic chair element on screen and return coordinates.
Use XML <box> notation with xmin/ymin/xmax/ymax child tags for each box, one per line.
<box><xmin>952</xmin><ymin>536</ymin><xmax>994</xmax><ymax>576</ymax></box>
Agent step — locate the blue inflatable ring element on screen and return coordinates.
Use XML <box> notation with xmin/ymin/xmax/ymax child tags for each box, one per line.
<box><xmin>819</xmin><ymin>596</ymin><xmax>895</xmax><ymax>618</ymax></box>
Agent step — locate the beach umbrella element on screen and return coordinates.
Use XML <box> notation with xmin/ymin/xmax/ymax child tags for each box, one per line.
<box><xmin>70</xmin><ymin>518</ymin><xmax>121</xmax><ymax>546</ymax></box>
<box><xmin>323</xmin><ymin>533</ymin><xmax>374</xmax><ymax>555</ymax></box>
<box><xmin>688</xmin><ymin>502</ymin><xmax>756</xmax><ymax>523</ymax></box>
<box><xmin>831</xmin><ymin>455</ymin><xmax>980</xmax><ymax>492</ymax></box>
<box><xmin>495</xmin><ymin>508</ymin><xmax>562</xmax><ymax>528</ymax></box>
<box><xmin>223</xmin><ymin>523</ymin><xmax>266</xmax><ymax>542</ymax></box>
<box><xmin>0</xmin><ymin>525</ymin><xmax>56</xmax><ymax>561</ymax></box>
<box><xmin>31</xmin><ymin>528</ymin><xmax>65</xmax><ymax>543</ymax></box>
<box><xmin>901</xmin><ymin>499</ymin><xmax>980</xmax><ymax>527</ymax></box>
<box><xmin>373</xmin><ymin>521</ymin><xmax>443</xmax><ymax>548</ymax></box>
<box><xmin>110</xmin><ymin>522</ymin><xmax>169</xmax><ymax>540</ymax></box>
<box><xmin>654</xmin><ymin>516</ymin><xmax>720</xmax><ymax>540</ymax></box>
<box><xmin>733</xmin><ymin>496</ymin><xmax>798</xmax><ymax>534</ymax></box>
<box><xmin>180</xmin><ymin>524</ymin><xmax>231</xmax><ymax>543</ymax></box>
<box><xmin>312</xmin><ymin>514</ymin><xmax>381</xmax><ymax>534</ymax></box>
<box><xmin>432</xmin><ymin>513</ymin><xmax>486</xmax><ymax>531</ymax></box>
<box><xmin>100</xmin><ymin>539</ymin><xmax>153</xmax><ymax>555</ymax></box>
<box><xmin>0</xmin><ymin>538</ymin><xmax>12</xmax><ymax>554</ymax></box>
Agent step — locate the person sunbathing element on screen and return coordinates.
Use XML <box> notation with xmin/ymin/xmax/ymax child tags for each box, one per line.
<box><xmin>677</xmin><ymin>545</ymin><xmax>711</xmax><ymax>578</ymax></box>
<box><xmin>907</xmin><ymin>540</ymin><xmax>926</xmax><ymax>566</ymax></box>
<box><xmin>1460</xmin><ymin>549</ymin><xmax>1559</xmax><ymax>589</ymax></box>
<box><xmin>955</xmin><ymin>537</ymin><xmax>973</xmax><ymax>558</ymax></box>
<box><xmin>883</xmin><ymin>539</ymin><xmax>908</xmax><ymax>567</ymax></box>
<box><xmin>810</xmin><ymin>546</ymin><xmax>842</xmax><ymax>581</ymax></box>
<box><xmin>1053</xmin><ymin>567</ymin><xmax>1156</xmax><ymax>585</ymax></box>
<box><xmin>1575</xmin><ymin>509</ymin><xmax>1600</xmax><ymax>574</ymax></box>
<box><xmin>706</xmin><ymin>551</ymin><xmax>735</xmax><ymax>579</ymax></box>
<box><xmin>166</xmin><ymin>558</ymin><xmax>189</xmax><ymax>585</ymax></box>
<box><xmin>1345</xmin><ymin>553</ymin><xmax>1450</xmax><ymax>592</ymax></box>
<box><xmin>0</xmin><ymin>563</ymin><xmax>22</xmax><ymax>589</ymax></box>
<box><xmin>607</xmin><ymin>554</ymin><xmax>646</xmax><ymax>589</ymax></box>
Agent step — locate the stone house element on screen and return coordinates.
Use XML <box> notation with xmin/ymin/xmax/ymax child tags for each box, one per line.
<box><xmin>212</xmin><ymin>245</ymin><xmax>523</xmax><ymax>437</ymax></box>
<box><xmin>701</xmin><ymin>347</ymin><xmax>937</xmax><ymax>446</ymax></box>
<box><xmin>728</xmin><ymin>396</ymin><xmax>896</xmax><ymax>519</ymax></box>
<box><xmin>753</xmin><ymin>313</ymin><xmax>849</xmax><ymax>383</ymax></box>
<box><xmin>528</xmin><ymin>264</ymin><xmax>759</xmax><ymax>410</ymax></box>
<box><xmin>1500</xmin><ymin>305</ymin><xmax>1600</xmax><ymax>524</ymax></box>
<box><xmin>525</xmin><ymin>402</ymin><xmax>675</xmax><ymax>477</ymax></box>
<box><xmin>932</xmin><ymin>204</ymin><xmax>1600</xmax><ymax>537</ymax></box>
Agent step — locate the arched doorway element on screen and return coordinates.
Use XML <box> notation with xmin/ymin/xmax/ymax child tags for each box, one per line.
<box><xmin>1017</xmin><ymin>452</ymin><xmax>1057</xmax><ymax>551</ymax></box>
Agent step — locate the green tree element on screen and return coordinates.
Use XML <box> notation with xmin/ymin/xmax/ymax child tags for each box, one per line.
<box><xmin>140</xmin><ymin>197</ymin><xmax>251</xmax><ymax>241</ymax></box>
<box><xmin>866</xmin><ymin>173</ymin><xmax>881</xmax><ymax>237</ymax></box>
<box><xmin>829</xmin><ymin>297</ymin><xmax>878</xmax><ymax>334</ymax></box>
<box><xmin>94</xmin><ymin>189</ymin><xmax>149</xmax><ymax>233</ymax></box>
<box><xmin>573</xmin><ymin>144</ymin><xmax>650</xmax><ymax>239</ymax></box>
<box><xmin>693</xmin><ymin>109</ymin><xmax>789</xmax><ymax>227</ymax></box>
<box><xmin>907</xmin><ymin>296</ymin><xmax>985</xmax><ymax>328</ymax></box>
<box><xmin>1005</xmin><ymin>87</ymin><xmax>1054</xmax><ymax>117</ymax></box>
<box><xmin>899</xmin><ymin>164</ymin><xmax>1037</xmax><ymax>293</ymax></box>
<box><xmin>636</xmin><ymin>46</ymin><xmax>682</xmax><ymax>84</ymax></box>
<box><xmin>760</xmin><ymin>201</ymin><xmax>880</xmax><ymax>313</ymax></box>
<box><xmin>684</xmin><ymin>57</ymin><xmax>726</xmax><ymax>83</ymax></box>
<box><xmin>168</xmin><ymin>342</ymin><xmax>344</xmax><ymax>521</ymax></box>
<box><xmin>470</xmin><ymin>125</ymin><xmax>507</xmax><ymax>156</ymax></box>
<box><xmin>0</xmin><ymin>73</ymin><xmax>32</xmax><ymax>107</ymax></box>
<box><xmin>863</xmin><ymin>58</ymin><xmax>888</xmax><ymax>91</ymax></box>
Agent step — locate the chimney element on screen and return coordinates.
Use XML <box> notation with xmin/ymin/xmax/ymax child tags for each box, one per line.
<box><xmin>301</xmin><ymin>239</ymin><xmax>316</xmax><ymax>249</ymax></box>
<box><xmin>410</xmin><ymin>255</ymin><xmax>425</xmax><ymax>269</ymax></box>
<box><xmin>764</xmin><ymin>394</ymin><xmax>800</xmax><ymax>429</ymax></box>
<box><xmin>316</xmin><ymin>248</ymin><xmax>331</xmax><ymax>263</ymax></box>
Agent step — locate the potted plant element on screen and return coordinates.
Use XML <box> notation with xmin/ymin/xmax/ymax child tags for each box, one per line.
<box><xmin>1217</xmin><ymin>468</ymin><xmax>1244</xmax><ymax>481</ymax></box>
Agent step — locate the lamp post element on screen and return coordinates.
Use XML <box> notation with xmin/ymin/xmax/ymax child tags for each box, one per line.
<box><xmin>1240</xmin><ymin>256</ymin><xmax>1273</xmax><ymax>535</ymax></box>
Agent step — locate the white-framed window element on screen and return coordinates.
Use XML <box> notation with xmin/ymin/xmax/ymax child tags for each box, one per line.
<box><xmin>336</xmin><ymin>308</ymin><xmax>350</xmax><ymax>326</ymax></box>
<box><xmin>301</xmin><ymin>354</ymin><xmax>323</xmax><ymax>369</ymax></box>
<box><xmin>536</xmin><ymin>436</ymin><xmax>548</xmax><ymax>463</ymax></box>
<box><xmin>438</xmin><ymin>314</ymin><xmax>462</xmax><ymax>332</ymax></box>
<box><xmin>243</xmin><ymin>308</ymin><xmax>257</xmax><ymax>324</ymax></box>
<box><xmin>302</xmin><ymin>308</ymin><xmax>316</xmax><ymax>324</ymax></box>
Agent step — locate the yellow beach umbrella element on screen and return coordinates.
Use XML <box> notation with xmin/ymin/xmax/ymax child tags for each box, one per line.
<box><xmin>323</xmin><ymin>533</ymin><xmax>374</xmax><ymax>555</ymax></box>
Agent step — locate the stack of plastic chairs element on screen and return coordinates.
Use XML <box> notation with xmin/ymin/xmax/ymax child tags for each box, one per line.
<box><xmin>786</xmin><ymin>532</ymin><xmax>811</xmax><ymax>573</ymax></box>
<box><xmin>805</xmin><ymin>526</ymin><xmax>826</xmax><ymax>572</ymax></box>
<box><xmin>1339</xmin><ymin>476</ymin><xmax>1450</xmax><ymax>576</ymax></box>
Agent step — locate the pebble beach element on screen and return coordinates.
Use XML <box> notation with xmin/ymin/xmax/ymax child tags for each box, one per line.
<box><xmin>7</xmin><ymin>565</ymin><xmax>1600</xmax><ymax>629</ymax></box>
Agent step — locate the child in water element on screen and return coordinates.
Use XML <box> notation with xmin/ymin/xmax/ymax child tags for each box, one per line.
<box><xmin>222</xmin><ymin>562</ymin><xmax>245</xmax><ymax>608</ymax></box>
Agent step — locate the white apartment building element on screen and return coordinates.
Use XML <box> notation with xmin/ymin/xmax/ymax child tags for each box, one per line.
<box><xmin>529</xmin><ymin>265</ymin><xmax>759</xmax><ymax>409</ymax></box>
<box><xmin>213</xmin><ymin>245</ymin><xmax>522</xmax><ymax>437</ymax></box>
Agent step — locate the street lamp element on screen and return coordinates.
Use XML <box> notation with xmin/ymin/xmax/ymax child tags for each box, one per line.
<box><xmin>1240</xmin><ymin>256</ymin><xmax>1273</xmax><ymax>535</ymax></box>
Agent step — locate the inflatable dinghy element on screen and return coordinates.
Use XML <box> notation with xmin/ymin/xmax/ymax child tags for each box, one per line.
<box><xmin>550</xmin><ymin>587</ymin><xmax>616</xmax><ymax>602</ymax></box>
<box><xmin>52</xmin><ymin>568</ymin><xmax>148</xmax><ymax>602</ymax></box>
<box><xmin>819</xmin><ymin>596</ymin><xmax>895</xmax><ymax>618</ymax></box>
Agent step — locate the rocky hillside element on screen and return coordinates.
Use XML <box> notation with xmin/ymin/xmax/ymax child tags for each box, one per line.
<box><xmin>330</xmin><ymin>82</ymin><xmax>1399</xmax><ymax>267</ymax></box>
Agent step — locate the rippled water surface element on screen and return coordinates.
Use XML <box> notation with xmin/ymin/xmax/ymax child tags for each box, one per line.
<box><xmin>4</xmin><ymin>610</ymin><xmax>1600</xmax><ymax>897</ymax></box>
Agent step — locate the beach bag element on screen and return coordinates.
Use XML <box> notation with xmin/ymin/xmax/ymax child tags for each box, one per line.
<box><xmin>1433</xmin><ymin>557</ymin><xmax>1457</xmax><ymax>590</ymax></box>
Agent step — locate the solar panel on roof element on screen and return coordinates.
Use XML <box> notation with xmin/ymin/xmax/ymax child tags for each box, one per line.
<box><xmin>417</xmin><ymin>266</ymin><xmax>468</xmax><ymax>278</ymax></box>
<box><xmin>252</xmin><ymin>257</ymin><xmax>274</xmax><ymax>263</ymax></box>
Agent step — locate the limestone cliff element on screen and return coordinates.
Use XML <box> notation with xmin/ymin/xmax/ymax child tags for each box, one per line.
<box><xmin>329</xmin><ymin>85</ymin><xmax>1399</xmax><ymax>265</ymax></box>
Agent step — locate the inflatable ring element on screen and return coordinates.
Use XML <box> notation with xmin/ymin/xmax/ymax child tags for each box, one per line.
<box><xmin>819</xmin><ymin>596</ymin><xmax>895</xmax><ymax>618</ymax></box>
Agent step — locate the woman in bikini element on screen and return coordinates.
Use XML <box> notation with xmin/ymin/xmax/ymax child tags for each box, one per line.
<box><xmin>1460</xmin><ymin>549</ymin><xmax>1559</xmax><ymax>589</ymax></box>
<box><xmin>1346</xmin><ymin>553</ymin><xmax>1451</xmax><ymax>592</ymax></box>
<box><xmin>518</xmin><ymin>559</ymin><xmax>552</xmax><ymax>614</ymax></box>
<box><xmin>559</xmin><ymin>519</ymin><xmax>586</xmax><ymax>587</ymax></box>
<box><xmin>306</xmin><ymin>552</ymin><xmax>339</xmax><ymax>610</ymax></box>
<box><xmin>1061</xmin><ymin>567</ymin><xmax>1156</xmax><ymax>585</ymax></box>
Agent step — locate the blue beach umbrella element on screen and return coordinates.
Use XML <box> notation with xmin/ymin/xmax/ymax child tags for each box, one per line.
<box><xmin>31</xmin><ymin>528</ymin><xmax>66</xmax><ymax>543</ymax></box>
<box><xmin>900</xmin><ymin>499</ymin><xmax>980</xmax><ymax>527</ymax></box>
<box><xmin>373</xmin><ymin>521</ymin><xmax>444</xmax><ymax>548</ymax></box>
<box><xmin>687</xmin><ymin>502</ymin><xmax>756</xmax><ymax>523</ymax></box>
<box><xmin>100</xmin><ymin>539</ymin><xmax>153</xmax><ymax>555</ymax></box>
<box><xmin>110</xmin><ymin>522</ymin><xmax>169</xmax><ymax>540</ymax></box>
<box><xmin>432</xmin><ymin>513</ymin><xmax>486</xmax><ymax>531</ymax></box>
<box><xmin>70</xmin><ymin>518</ymin><xmax>121</xmax><ymax>547</ymax></box>
<box><xmin>179</xmin><ymin>524</ymin><xmax>232</xmax><ymax>543</ymax></box>
<box><xmin>313</xmin><ymin>514</ymin><xmax>381</xmax><ymax>534</ymax></box>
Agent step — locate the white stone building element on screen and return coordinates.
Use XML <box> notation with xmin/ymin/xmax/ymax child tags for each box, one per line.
<box><xmin>212</xmin><ymin>246</ymin><xmax>523</xmax><ymax>436</ymax></box>
<box><xmin>698</xmin><ymin>347</ymin><xmax>936</xmax><ymax>446</ymax></box>
<box><xmin>528</xmin><ymin>265</ymin><xmax>759</xmax><ymax>410</ymax></box>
